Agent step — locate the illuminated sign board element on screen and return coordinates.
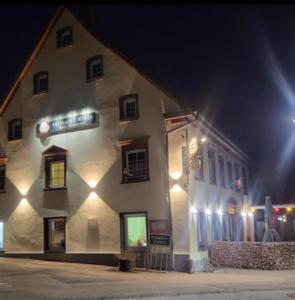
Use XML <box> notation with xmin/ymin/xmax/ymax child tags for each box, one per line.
<box><xmin>36</xmin><ymin>112</ymin><xmax>98</xmax><ymax>137</ymax></box>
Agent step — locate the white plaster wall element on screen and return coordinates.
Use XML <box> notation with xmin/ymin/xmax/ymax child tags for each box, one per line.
<box><xmin>0</xmin><ymin>9</ymin><xmax>180</xmax><ymax>254</ymax></box>
<box><xmin>168</xmin><ymin>121</ymin><xmax>253</xmax><ymax>260</ymax></box>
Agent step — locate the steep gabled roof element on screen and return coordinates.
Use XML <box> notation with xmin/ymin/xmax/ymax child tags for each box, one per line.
<box><xmin>0</xmin><ymin>5</ymin><xmax>181</xmax><ymax>117</ymax></box>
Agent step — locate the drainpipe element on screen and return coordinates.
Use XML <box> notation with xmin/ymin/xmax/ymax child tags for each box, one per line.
<box><xmin>164</xmin><ymin>110</ymin><xmax>198</xmax><ymax>270</ymax></box>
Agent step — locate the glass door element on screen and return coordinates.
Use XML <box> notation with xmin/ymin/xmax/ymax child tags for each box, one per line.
<box><xmin>45</xmin><ymin>217</ymin><xmax>66</xmax><ymax>251</ymax></box>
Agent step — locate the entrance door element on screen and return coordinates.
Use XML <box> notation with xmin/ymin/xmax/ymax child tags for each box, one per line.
<box><xmin>121</xmin><ymin>213</ymin><xmax>148</xmax><ymax>250</ymax></box>
<box><xmin>44</xmin><ymin>217</ymin><xmax>66</xmax><ymax>252</ymax></box>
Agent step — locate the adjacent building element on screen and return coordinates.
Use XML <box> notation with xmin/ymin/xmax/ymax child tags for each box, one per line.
<box><xmin>0</xmin><ymin>6</ymin><xmax>254</xmax><ymax>271</ymax></box>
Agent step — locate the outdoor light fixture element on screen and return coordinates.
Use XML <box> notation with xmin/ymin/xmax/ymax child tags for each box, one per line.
<box><xmin>88</xmin><ymin>180</ymin><xmax>97</xmax><ymax>189</ymax></box>
<box><xmin>205</xmin><ymin>208</ymin><xmax>211</xmax><ymax>216</ymax></box>
<box><xmin>200</xmin><ymin>137</ymin><xmax>207</xmax><ymax>143</ymax></box>
<box><xmin>171</xmin><ymin>184</ymin><xmax>182</xmax><ymax>193</ymax></box>
<box><xmin>293</xmin><ymin>119</ymin><xmax>295</xmax><ymax>123</ymax></box>
<box><xmin>274</xmin><ymin>208</ymin><xmax>280</xmax><ymax>212</ymax></box>
<box><xmin>171</xmin><ymin>171</ymin><xmax>182</xmax><ymax>180</ymax></box>
<box><xmin>286</xmin><ymin>207</ymin><xmax>292</xmax><ymax>213</ymax></box>
<box><xmin>241</xmin><ymin>211</ymin><xmax>247</xmax><ymax>218</ymax></box>
<box><xmin>248</xmin><ymin>212</ymin><xmax>253</xmax><ymax>218</ymax></box>
<box><xmin>217</xmin><ymin>208</ymin><xmax>223</xmax><ymax>216</ymax></box>
<box><xmin>190</xmin><ymin>206</ymin><xmax>197</xmax><ymax>214</ymax></box>
<box><xmin>89</xmin><ymin>192</ymin><xmax>97</xmax><ymax>201</ymax></box>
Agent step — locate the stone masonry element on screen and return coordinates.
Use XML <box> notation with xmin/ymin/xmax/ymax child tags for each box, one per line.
<box><xmin>209</xmin><ymin>241</ymin><xmax>295</xmax><ymax>270</ymax></box>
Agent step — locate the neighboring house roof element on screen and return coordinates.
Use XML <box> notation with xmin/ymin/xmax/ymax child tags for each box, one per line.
<box><xmin>0</xmin><ymin>5</ymin><xmax>181</xmax><ymax>117</ymax></box>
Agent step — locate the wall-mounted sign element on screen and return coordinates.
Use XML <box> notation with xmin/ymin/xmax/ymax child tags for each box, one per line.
<box><xmin>150</xmin><ymin>234</ymin><xmax>170</xmax><ymax>246</ymax></box>
<box><xmin>150</xmin><ymin>220</ymin><xmax>169</xmax><ymax>234</ymax></box>
<box><xmin>36</xmin><ymin>112</ymin><xmax>98</xmax><ymax>137</ymax></box>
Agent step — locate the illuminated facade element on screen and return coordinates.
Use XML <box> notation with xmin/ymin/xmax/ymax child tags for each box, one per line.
<box><xmin>0</xmin><ymin>7</ymin><xmax>253</xmax><ymax>271</ymax></box>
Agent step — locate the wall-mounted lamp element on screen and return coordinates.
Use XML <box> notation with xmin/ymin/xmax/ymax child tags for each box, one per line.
<box><xmin>190</xmin><ymin>206</ymin><xmax>197</xmax><ymax>214</ymax></box>
<box><xmin>217</xmin><ymin>209</ymin><xmax>223</xmax><ymax>216</ymax></box>
<box><xmin>171</xmin><ymin>184</ymin><xmax>182</xmax><ymax>193</ymax></box>
<box><xmin>200</xmin><ymin>137</ymin><xmax>207</xmax><ymax>143</ymax></box>
<box><xmin>205</xmin><ymin>208</ymin><xmax>211</xmax><ymax>216</ymax></box>
<box><xmin>241</xmin><ymin>211</ymin><xmax>247</xmax><ymax>218</ymax></box>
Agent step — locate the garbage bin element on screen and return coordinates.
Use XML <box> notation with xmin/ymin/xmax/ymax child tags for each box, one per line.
<box><xmin>119</xmin><ymin>259</ymin><xmax>132</xmax><ymax>272</ymax></box>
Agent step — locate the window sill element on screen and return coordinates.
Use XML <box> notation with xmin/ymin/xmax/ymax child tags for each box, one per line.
<box><xmin>44</xmin><ymin>249</ymin><xmax>65</xmax><ymax>253</ymax></box>
<box><xmin>86</xmin><ymin>76</ymin><xmax>104</xmax><ymax>83</ymax></box>
<box><xmin>119</xmin><ymin>117</ymin><xmax>139</xmax><ymax>123</ymax></box>
<box><xmin>8</xmin><ymin>138</ymin><xmax>23</xmax><ymax>143</ymax></box>
<box><xmin>44</xmin><ymin>187</ymin><xmax>67</xmax><ymax>192</ymax></box>
<box><xmin>121</xmin><ymin>177</ymin><xmax>149</xmax><ymax>184</ymax></box>
<box><xmin>57</xmin><ymin>43</ymin><xmax>73</xmax><ymax>50</ymax></box>
<box><xmin>33</xmin><ymin>90</ymin><xmax>48</xmax><ymax>97</ymax></box>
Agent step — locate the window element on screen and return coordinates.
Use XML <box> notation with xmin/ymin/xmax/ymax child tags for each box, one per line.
<box><xmin>43</xmin><ymin>146</ymin><xmax>67</xmax><ymax>190</ymax></box>
<box><xmin>234</xmin><ymin>163</ymin><xmax>240</xmax><ymax>180</ymax></box>
<box><xmin>227</xmin><ymin>161</ymin><xmax>233</xmax><ymax>189</ymax></box>
<box><xmin>120</xmin><ymin>138</ymin><xmax>149</xmax><ymax>183</ymax></box>
<box><xmin>33</xmin><ymin>71</ymin><xmax>48</xmax><ymax>94</ymax></box>
<box><xmin>0</xmin><ymin>222</ymin><xmax>3</xmax><ymax>249</ymax></box>
<box><xmin>119</xmin><ymin>94</ymin><xmax>139</xmax><ymax>121</ymax></box>
<box><xmin>86</xmin><ymin>55</ymin><xmax>103</xmax><ymax>81</ymax></box>
<box><xmin>208</xmin><ymin>148</ymin><xmax>216</xmax><ymax>185</ymax></box>
<box><xmin>212</xmin><ymin>213</ymin><xmax>221</xmax><ymax>241</ymax></box>
<box><xmin>44</xmin><ymin>217</ymin><xmax>66</xmax><ymax>252</ymax></box>
<box><xmin>121</xmin><ymin>213</ymin><xmax>147</xmax><ymax>249</ymax></box>
<box><xmin>242</xmin><ymin>167</ymin><xmax>248</xmax><ymax>195</ymax></box>
<box><xmin>195</xmin><ymin>144</ymin><xmax>204</xmax><ymax>180</ymax></box>
<box><xmin>8</xmin><ymin>119</ymin><xmax>22</xmax><ymax>141</ymax></box>
<box><xmin>0</xmin><ymin>166</ymin><xmax>5</xmax><ymax>192</ymax></box>
<box><xmin>218</xmin><ymin>155</ymin><xmax>226</xmax><ymax>188</ymax></box>
<box><xmin>57</xmin><ymin>27</ymin><xmax>73</xmax><ymax>48</ymax></box>
<box><xmin>197</xmin><ymin>211</ymin><xmax>207</xmax><ymax>250</ymax></box>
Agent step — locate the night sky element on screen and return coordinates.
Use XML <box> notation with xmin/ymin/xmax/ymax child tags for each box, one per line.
<box><xmin>1</xmin><ymin>4</ymin><xmax>295</xmax><ymax>204</ymax></box>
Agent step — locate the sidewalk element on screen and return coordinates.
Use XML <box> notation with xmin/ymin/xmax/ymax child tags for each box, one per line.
<box><xmin>0</xmin><ymin>258</ymin><xmax>294</xmax><ymax>299</ymax></box>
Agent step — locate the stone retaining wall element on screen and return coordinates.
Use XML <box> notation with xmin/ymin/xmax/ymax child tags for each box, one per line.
<box><xmin>209</xmin><ymin>241</ymin><xmax>295</xmax><ymax>270</ymax></box>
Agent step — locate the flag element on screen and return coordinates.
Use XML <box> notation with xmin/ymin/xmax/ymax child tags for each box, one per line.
<box><xmin>231</xmin><ymin>177</ymin><xmax>243</xmax><ymax>191</ymax></box>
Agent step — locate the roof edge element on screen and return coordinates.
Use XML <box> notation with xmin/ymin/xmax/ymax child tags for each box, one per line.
<box><xmin>0</xmin><ymin>5</ymin><xmax>65</xmax><ymax>117</ymax></box>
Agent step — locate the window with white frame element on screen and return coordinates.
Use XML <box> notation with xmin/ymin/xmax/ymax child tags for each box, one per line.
<box><xmin>86</xmin><ymin>55</ymin><xmax>103</xmax><ymax>81</ymax></box>
<box><xmin>119</xmin><ymin>94</ymin><xmax>139</xmax><ymax>121</ymax></box>
<box><xmin>218</xmin><ymin>155</ymin><xmax>226</xmax><ymax>188</ymax></box>
<box><xmin>197</xmin><ymin>211</ymin><xmax>208</xmax><ymax>250</ymax></box>
<box><xmin>57</xmin><ymin>27</ymin><xmax>73</xmax><ymax>48</ymax></box>
<box><xmin>126</xmin><ymin>149</ymin><xmax>147</xmax><ymax>180</ymax></box>
<box><xmin>33</xmin><ymin>71</ymin><xmax>48</xmax><ymax>94</ymax></box>
<box><xmin>208</xmin><ymin>148</ymin><xmax>217</xmax><ymax>185</ymax></box>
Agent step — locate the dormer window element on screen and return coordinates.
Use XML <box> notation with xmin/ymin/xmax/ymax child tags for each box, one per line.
<box><xmin>119</xmin><ymin>94</ymin><xmax>139</xmax><ymax>121</ymax></box>
<box><xmin>86</xmin><ymin>55</ymin><xmax>103</xmax><ymax>81</ymax></box>
<box><xmin>33</xmin><ymin>71</ymin><xmax>48</xmax><ymax>95</ymax></box>
<box><xmin>57</xmin><ymin>27</ymin><xmax>73</xmax><ymax>48</ymax></box>
<box><xmin>8</xmin><ymin>119</ymin><xmax>22</xmax><ymax>141</ymax></box>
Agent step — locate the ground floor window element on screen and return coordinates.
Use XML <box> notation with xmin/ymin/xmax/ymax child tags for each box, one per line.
<box><xmin>197</xmin><ymin>211</ymin><xmax>208</xmax><ymax>250</ymax></box>
<box><xmin>0</xmin><ymin>222</ymin><xmax>3</xmax><ymax>249</ymax></box>
<box><xmin>44</xmin><ymin>217</ymin><xmax>66</xmax><ymax>252</ymax></box>
<box><xmin>121</xmin><ymin>213</ymin><xmax>147</xmax><ymax>249</ymax></box>
<box><xmin>212</xmin><ymin>213</ymin><xmax>221</xmax><ymax>241</ymax></box>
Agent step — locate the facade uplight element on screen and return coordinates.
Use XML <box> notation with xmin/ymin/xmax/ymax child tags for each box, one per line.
<box><xmin>241</xmin><ymin>211</ymin><xmax>247</xmax><ymax>218</ymax></box>
<box><xmin>205</xmin><ymin>208</ymin><xmax>211</xmax><ymax>216</ymax></box>
<box><xmin>201</xmin><ymin>137</ymin><xmax>207</xmax><ymax>143</ymax></box>
<box><xmin>248</xmin><ymin>212</ymin><xmax>253</xmax><ymax>218</ymax></box>
<box><xmin>171</xmin><ymin>184</ymin><xmax>181</xmax><ymax>193</ymax></box>
<box><xmin>217</xmin><ymin>208</ymin><xmax>223</xmax><ymax>216</ymax></box>
<box><xmin>171</xmin><ymin>171</ymin><xmax>182</xmax><ymax>180</ymax></box>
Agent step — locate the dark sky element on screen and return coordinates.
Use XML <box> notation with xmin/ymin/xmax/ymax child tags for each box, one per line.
<box><xmin>1</xmin><ymin>4</ymin><xmax>295</xmax><ymax>204</ymax></box>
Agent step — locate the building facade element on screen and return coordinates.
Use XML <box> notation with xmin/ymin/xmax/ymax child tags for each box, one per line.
<box><xmin>0</xmin><ymin>7</ymin><xmax>253</xmax><ymax>271</ymax></box>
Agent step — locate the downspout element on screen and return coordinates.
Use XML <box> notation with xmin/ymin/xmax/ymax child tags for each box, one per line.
<box><xmin>164</xmin><ymin>111</ymin><xmax>198</xmax><ymax>270</ymax></box>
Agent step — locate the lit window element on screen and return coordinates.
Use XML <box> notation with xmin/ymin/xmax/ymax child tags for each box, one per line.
<box><xmin>57</xmin><ymin>27</ymin><xmax>73</xmax><ymax>48</ymax></box>
<box><xmin>119</xmin><ymin>94</ymin><xmax>139</xmax><ymax>121</ymax></box>
<box><xmin>122</xmin><ymin>213</ymin><xmax>147</xmax><ymax>249</ymax></box>
<box><xmin>49</xmin><ymin>161</ymin><xmax>65</xmax><ymax>188</ymax></box>
<box><xmin>8</xmin><ymin>119</ymin><xmax>22</xmax><ymax>141</ymax></box>
<box><xmin>86</xmin><ymin>55</ymin><xmax>103</xmax><ymax>81</ymax></box>
<box><xmin>208</xmin><ymin>148</ymin><xmax>216</xmax><ymax>185</ymax></box>
<box><xmin>43</xmin><ymin>146</ymin><xmax>67</xmax><ymax>190</ymax></box>
<box><xmin>0</xmin><ymin>166</ymin><xmax>5</xmax><ymax>192</ymax></box>
<box><xmin>33</xmin><ymin>72</ymin><xmax>48</xmax><ymax>94</ymax></box>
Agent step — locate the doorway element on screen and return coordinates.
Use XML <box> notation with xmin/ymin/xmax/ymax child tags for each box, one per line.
<box><xmin>44</xmin><ymin>217</ymin><xmax>66</xmax><ymax>252</ymax></box>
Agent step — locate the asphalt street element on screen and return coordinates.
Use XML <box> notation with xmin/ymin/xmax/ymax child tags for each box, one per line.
<box><xmin>0</xmin><ymin>258</ymin><xmax>294</xmax><ymax>299</ymax></box>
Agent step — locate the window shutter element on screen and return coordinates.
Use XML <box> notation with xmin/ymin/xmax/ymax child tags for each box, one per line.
<box><xmin>57</xmin><ymin>30</ymin><xmax>62</xmax><ymax>48</ymax></box>
<box><xmin>33</xmin><ymin>74</ymin><xmax>38</xmax><ymax>94</ymax></box>
<box><xmin>86</xmin><ymin>59</ymin><xmax>91</xmax><ymax>81</ymax></box>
